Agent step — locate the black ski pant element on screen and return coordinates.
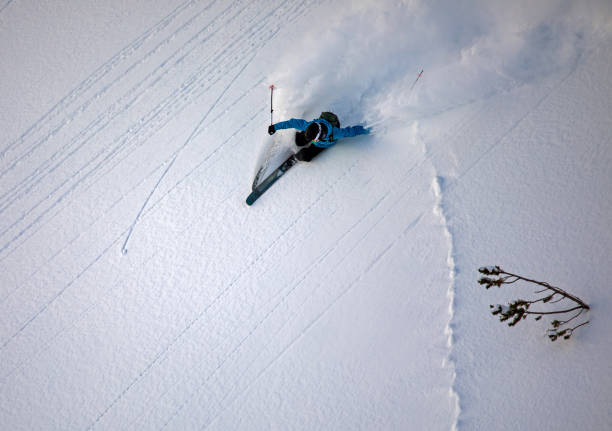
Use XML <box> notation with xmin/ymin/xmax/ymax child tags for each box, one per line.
<box><xmin>295</xmin><ymin>132</ymin><xmax>327</xmax><ymax>162</ymax></box>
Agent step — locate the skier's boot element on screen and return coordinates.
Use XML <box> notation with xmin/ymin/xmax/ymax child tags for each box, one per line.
<box><xmin>296</xmin><ymin>145</ymin><xmax>325</xmax><ymax>162</ymax></box>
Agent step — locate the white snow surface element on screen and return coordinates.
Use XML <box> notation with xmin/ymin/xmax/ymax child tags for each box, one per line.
<box><xmin>1</xmin><ymin>0</ymin><xmax>612</xmax><ymax>430</ymax></box>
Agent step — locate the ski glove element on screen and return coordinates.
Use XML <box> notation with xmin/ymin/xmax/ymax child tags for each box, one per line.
<box><xmin>268</xmin><ymin>125</ymin><xmax>276</xmax><ymax>135</ymax></box>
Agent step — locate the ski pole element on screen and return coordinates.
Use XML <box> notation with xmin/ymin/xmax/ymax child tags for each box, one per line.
<box><xmin>269</xmin><ymin>84</ymin><xmax>275</xmax><ymax>125</ymax></box>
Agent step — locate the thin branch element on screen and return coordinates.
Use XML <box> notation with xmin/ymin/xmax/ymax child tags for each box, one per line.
<box><xmin>499</xmin><ymin>270</ymin><xmax>590</xmax><ymax>310</ymax></box>
<box><xmin>555</xmin><ymin>308</ymin><xmax>588</xmax><ymax>327</ymax></box>
<box><xmin>524</xmin><ymin>306</ymin><xmax>584</xmax><ymax>316</ymax></box>
<box><xmin>479</xmin><ymin>266</ymin><xmax>590</xmax><ymax>342</ymax></box>
<box><xmin>571</xmin><ymin>320</ymin><xmax>590</xmax><ymax>332</ymax></box>
<box><xmin>549</xmin><ymin>296</ymin><xmax>565</xmax><ymax>304</ymax></box>
<box><xmin>503</xmin><ymin>276</ymin><xmax>521</xmax><ymax>284</ymax></box>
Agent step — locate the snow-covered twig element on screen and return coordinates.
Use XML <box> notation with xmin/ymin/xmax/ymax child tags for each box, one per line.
<box><xmin>479</xmin><ymin>266</ymin><xmax>590</xmax><ymax>341</ymax></box>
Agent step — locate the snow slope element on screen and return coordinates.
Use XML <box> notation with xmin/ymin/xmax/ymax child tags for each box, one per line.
<box><xmin>1</xmin><ymin>0</ymin><xmax>611</xmax><ymax>430</ymax></box>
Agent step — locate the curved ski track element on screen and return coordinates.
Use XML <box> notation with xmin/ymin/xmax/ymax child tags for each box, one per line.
<box><xmin>0</xmin><ymin>0</ymin><xmax>303</xmax><ymax>261</ymax></box>
<box><xmin>1</xmin><ymin>0</ymin><xmax>316</xmax><ymax>364</ymax></box>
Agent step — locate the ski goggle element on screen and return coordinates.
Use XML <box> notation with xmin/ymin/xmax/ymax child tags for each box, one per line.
<box><xmin>310</xmin><ymin>123</ymin><xmax>330</xmax><ymax>143</ymax></box>
<box><xmin>311</xmin><ymin>123</ymin><xmax>322</xmax><ymax>142</ymax></box>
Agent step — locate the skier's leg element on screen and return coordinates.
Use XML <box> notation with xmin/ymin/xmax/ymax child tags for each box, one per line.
<box><xmin>295</xmin><ymin>131</ymin><xmax>308</xmax><ymax>147</ymax></box>
<box><xmin>296</xmin><ymin>145</ymin><xmax>326</xmax><ymax>162</ymax></box>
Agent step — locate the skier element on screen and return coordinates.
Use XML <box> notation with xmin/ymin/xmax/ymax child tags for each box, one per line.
<box><xmin>267</xmin><ymin>113</ymin><xmax>370</xmax><ymax>162</ymax></box>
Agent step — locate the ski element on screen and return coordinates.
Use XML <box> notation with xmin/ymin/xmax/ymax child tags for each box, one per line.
<box><xmin>246</xmin><ymin>154</ymin><xmax>298</xmax><ymax>206</ymax></box>
<box><xmin>251</xmin><ymin>165</ymin><xmax>265</xmax><ymax>191</ymax></box>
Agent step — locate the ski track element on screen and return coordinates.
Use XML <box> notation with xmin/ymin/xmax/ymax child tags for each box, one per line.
<box><xmin>0</xmin><ymin>104</ymin><xmax>266</xmax><ymax>384</ymax></box>
<box><xmin>201</xmin><ymin>209</ymin><xmax>426</xmax><ymax>431</ymax></box>
<box><xmin>120</xmin><ymin>51</ymin><xmax>257</xmax><ymax>255</ymax></box>
<box><xmin>123</xmin><ymin>145</ymin><xmax>433</xmax><ymax>430</ymax></box>
<box><xmin>2</xmin><ymin>0</ymin><xmax>232</xmax><ymax>250</ymax></box>
<box><xmin>134</xmin><ymin>179</ymin><xmax>405</xmax><ymax>429</ymax></box>
<box><xmin>449</xmin><ymin>53</ymin><xmax>584</xmax><ymax>192</ymax></box>
<box><xmin>155</xmin><ymin>162</ymin><xmax>382</xmax><ymax>431</ymax></box>
<box><xmin>0</xmin><ymin>0</ymin><xmax>306</xmax><ymax>278</ymax></box>
<box><xmin>430</xmin><ymin>39</ymin><xmax>591</xmax><ymax>198</ymax></box>
<box><xmin>0</xmin><ymin>0</ymin><xmax>314</xmax><ymax>354</ymax></box>
<box><xmin>0</xmin><ymin>78</ymin><xmax>265</xmax><ymax>308</ymax></box>
<box><xmin>84</xmin><ymin>153</ymin><xmax>361</xmax><ymax>430</ymax></box>
<box><xmin>0</xmin><ymin>0</ymin><xmax>293</xmax><ymax>260</ymax></box>
<box><xmin>205</xmin><ymin>168</ymin><xmax>429</xmax><ymax>423</ymax></box>
<box><xmin>4</xmin><ymin>0</ymin><xmax>306</xmax><ymax>288</ymax></box>
<box><xmin>0</xmin><ymin>76</ymin><xmax>253</xmax><ymax>353</ymax></box>
<box><xmin>0</xmin><ymin>0</ymin><xmax>289</xmax><ymax>232</ymax></box>
<box><xmin>0</xmin><ymin>0</ymin><xmax>204</xmax><ymax>161</ymax></box>
<box><xmin>0</xmin><ymin>0</ymin><xmax>222</xmax><ymax>214</ymax></box>
<box><xmin>0</xmin><ymin>0</ymin><xmax>271</xmax><ymax>187</ymax></box>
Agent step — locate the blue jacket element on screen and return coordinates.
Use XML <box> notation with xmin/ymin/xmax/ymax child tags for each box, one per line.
<box><xmin>273</xmin><ymin>118</ymin><xmax>370</xmax><ymax>148</ymax></box>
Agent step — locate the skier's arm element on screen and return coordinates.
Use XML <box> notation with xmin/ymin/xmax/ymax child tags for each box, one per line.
<box><xmin>335</xmin><ymin>125</ymin><xmax>370</xmax><ymax>138</ymax></box>
<box><xmin>273</xmin><ymin>118</ymin><xmax>310</xmax><ymax>132</ymax></box>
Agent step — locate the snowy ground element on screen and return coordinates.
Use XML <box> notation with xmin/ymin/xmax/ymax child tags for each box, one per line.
<box><xmin>1</xmin><ymin>1</ymin><xmax>611</xmax><ymax>430</ymax></box>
